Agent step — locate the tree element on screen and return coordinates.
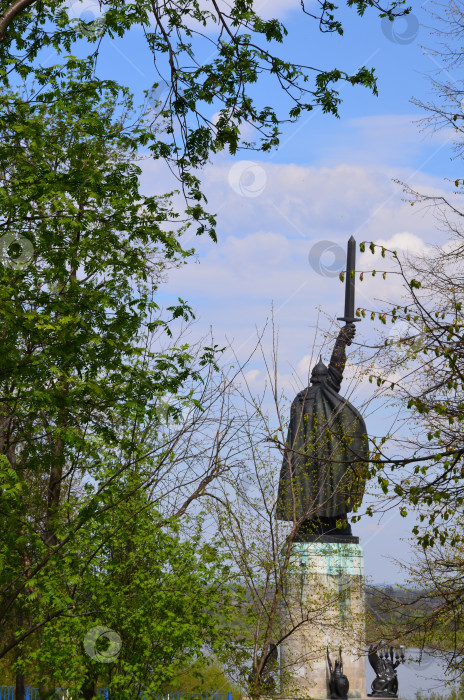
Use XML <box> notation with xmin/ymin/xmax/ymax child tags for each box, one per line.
<box><xmin>0</xmin><ymin>64</ymin><xmax>253</xmax><ymax>694</ymax></box>
<box><xmin>0</xmin><ymin>0</ymin><xmax>417</xmax><ymax>689</ymax></box>
<box><xmin>166</xmin><ymin>658</ymin><xmax>241</xmax><ymax>695</ymax></box>
<box><xmin>0</xmin><ymin>0</ymin><xmax>409</xmax><ymax>242</ymax></box>
<box><xmin>378</xmin><ymin>528</ymin><xmax>464</xmax><ymax>681</ymax></box>
<box><xmin>17</xmin><ymin>485</ymin><xmax>234</xmax><ymax>700</ymax></box>
<box><xmin>336</xmin><ymin>0</ymin><xmax>464</xmax><ymax>545</ymax></box>
<box><xmin>331</xmin><ymin>3</ymin><xmax>464</xmax><ymax>676</ymax></box>
<box><xmin>350</xmin><ymin>212</ymin><xmax>464</xmax><ymax>541</ymax></box>
<box><xmin>410</xmin><ymin>0</ymin><xmax>464</xmax><ymax>159</ymax></box>
<box><xmin>341</xmin><ymin>229</ymin><xmax>464</xmax><ymax>679</ymax></box>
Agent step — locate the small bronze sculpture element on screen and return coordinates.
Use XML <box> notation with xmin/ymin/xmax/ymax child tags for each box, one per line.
<box><xmin>276</xmin><ymin>237</ymin><xmax>369</xmax><ymax>539</ymax></box>
<box><xmin>368</xmin><ymin>643</ymin><xmax>405</xmax><ymax>698</ymax></box>
<box><xmin>327</xmin><ymin>647</ymin><xmax>349</xmax><ymax>699</ymax></box>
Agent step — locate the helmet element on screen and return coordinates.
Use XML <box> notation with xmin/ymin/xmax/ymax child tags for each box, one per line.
<box><xmin>310</xmin><ymin>357</ymin><xmax>328</xmax><ymax>384</ymax></box>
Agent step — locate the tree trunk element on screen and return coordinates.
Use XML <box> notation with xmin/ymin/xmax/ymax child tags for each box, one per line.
<box><xmin>81</xmin><ymin>675</ymin><xmax>97</xmax><ymax>700</ymax></box>
<box><xmin>38</xmin><ymin>684</ymin><xmax>54</xmax><ymax>700</ymax></box>
<box><xmin>44</xmin><ymin>404</ymin><xmax>67</xmax><ymax>547</ymax></box>
<box><xmin>15</xmin><ymin>671</ymin><xmax>25</xmax><ymax>700</ymax></box>
<box><xmin>15</xmin><ymin>607</ymin><xmax>25</xmax><ymax>700</ymax></box>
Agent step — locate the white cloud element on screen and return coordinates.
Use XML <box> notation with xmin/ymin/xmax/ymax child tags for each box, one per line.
<box><xmin>243</xmin><ymin>368</ymin><xmax>260</xmax><ymax>383</ymax></box>
<box><xmin>140</xmin><ymin>159</ymin><xmax>448</xmax><ymax>358</ymax></box>
<box><xmin>252</xmin><ymin>0</ymin><xmax>305</xmax><ymax>20</ymax></box>
<box><xmin>373</xmin><ymin>231</ymin><xmax>429</xmax><ymax>256</ymax></box>
<box><xmin>141</xmin><ymin>154</ymin><xmax>450</xmax><ymax>416</ymax></box>
<box><xmin>140</xmin><ymin>0</ymin><xmax>304</xmax><ymax>38</ymax></box>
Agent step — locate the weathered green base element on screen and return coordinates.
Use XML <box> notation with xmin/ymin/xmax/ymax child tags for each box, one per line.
<box><xmin>279</xmin><ymin>540</ymin><xmax>366</xmax><ymax>700</ymax></box>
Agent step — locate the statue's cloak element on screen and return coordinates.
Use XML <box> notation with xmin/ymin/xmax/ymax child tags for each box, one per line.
<box><xmin>276</xmin><ymin>371</ymin><xmax>369</xmax><ymax>521</ymax></box>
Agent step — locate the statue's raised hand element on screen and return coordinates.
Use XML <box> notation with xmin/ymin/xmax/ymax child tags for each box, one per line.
<box><xmin>340</xmin><ymin>323</ymin><xmax>356</xmax><ymax>346</ymax></box>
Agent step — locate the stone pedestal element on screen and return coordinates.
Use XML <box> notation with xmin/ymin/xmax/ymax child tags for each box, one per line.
<box><xmin>279</xmin><ymin>538</ymin><xmax>366</xmax><ymax>699</ymax></box>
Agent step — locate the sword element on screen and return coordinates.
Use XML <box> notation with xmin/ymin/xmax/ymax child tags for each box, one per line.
<box><xmin>337</xmin><ymin>235</ymin><xmax>361</xmax><ymax>324</ymax></box>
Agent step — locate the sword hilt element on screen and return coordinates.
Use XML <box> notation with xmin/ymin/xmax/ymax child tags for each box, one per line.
<box><xmin>336</xmin><ymin>317</ymin><xmax>361</xmax><ymax>323</ymax></box>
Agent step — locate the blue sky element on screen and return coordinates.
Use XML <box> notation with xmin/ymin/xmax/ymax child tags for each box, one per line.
<box><xmin>53</xmin><ymin>0</ymin><xmax>461</xmax><ymax>582</ymax></box>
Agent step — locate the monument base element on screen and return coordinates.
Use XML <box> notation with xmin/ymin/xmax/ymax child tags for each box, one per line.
<box><xmin>279</xmin><ymin>540</ymin><xmax>366</xmax><ymax>700</ymax></box>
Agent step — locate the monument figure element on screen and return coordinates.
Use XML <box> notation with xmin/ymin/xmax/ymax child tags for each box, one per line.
<box><xmin>368</xmin><ymin>643</ymin><xmax>405</xmax><ymax>698</ymax></box>
<box><xmin>327</xmin><ymin>648</ymin><xmax>349</xmax><ymax>699</ymax></box>
<box><xmin>278</xmin><ymin>236</ymin><xmax>369</xmax><ymax>700</ymax></box>
<box><xmin>276</xmin><ymin>236</ymin><xmax>369</xmax><ymax>539</ymax></box>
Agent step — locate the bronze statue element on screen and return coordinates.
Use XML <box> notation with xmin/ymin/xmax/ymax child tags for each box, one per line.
<box><xmin>327</xmin><ymin>648</ymin><xmax>349</xmax><ymax>699</ymax></box>
<box><xmin>276</xmin><ymin>237</ymin><xmax>369</xmax><ymax>539</ymax></box>
<box><xmin>368</xmin><ymin>643</ymin><xmax>405</xmax><ymax>698</ymax></box>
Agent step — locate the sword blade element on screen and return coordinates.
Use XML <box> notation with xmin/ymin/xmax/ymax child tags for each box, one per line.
<box><xmin>344</xmin><ymin>235</ymin><xmax>356</xmax><ymax>319</ymax></box>
<box><xmin>337</xmin><ymin>235</ymin><xmax>360</xmax><ymax>323</ymax></box>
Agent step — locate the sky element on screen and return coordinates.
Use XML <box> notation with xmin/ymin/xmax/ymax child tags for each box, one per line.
<box><xmin>53</xmin><ymin>0</ymin><xmax>464</xmax><ymax>582</ymax></box>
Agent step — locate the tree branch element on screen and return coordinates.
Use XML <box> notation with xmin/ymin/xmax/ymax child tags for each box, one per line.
<box><xmin>0</xmin><ymin>0</ymin><xmax>37</xmax><ymax>40</ymax></box>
